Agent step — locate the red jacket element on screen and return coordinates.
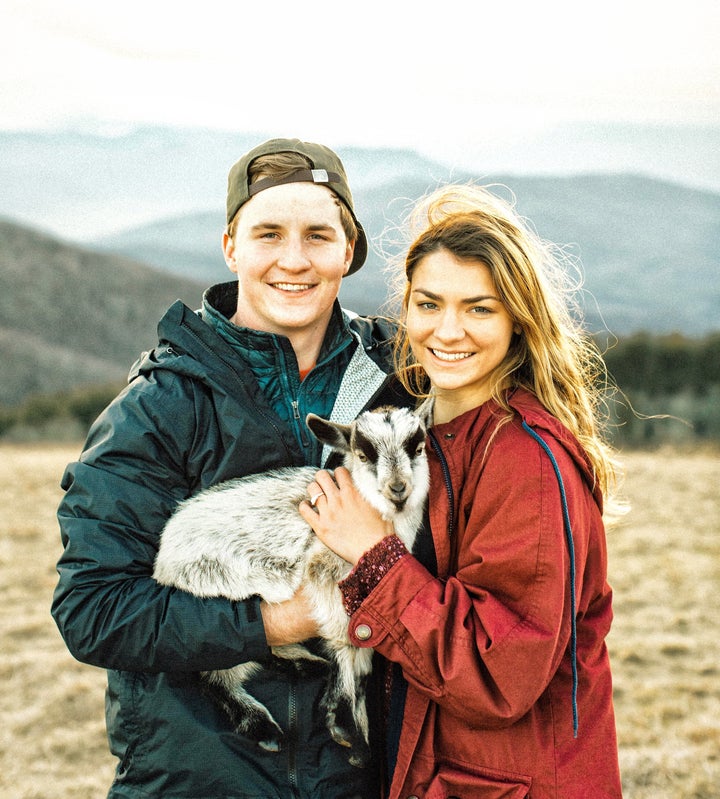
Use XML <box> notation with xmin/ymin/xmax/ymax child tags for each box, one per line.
<box><xmin>343</xmin><ymin>390</ymin><xmax>622</xmax><ymax>798</ymax></box>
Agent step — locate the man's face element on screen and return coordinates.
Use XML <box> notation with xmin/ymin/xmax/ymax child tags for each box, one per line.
<box><xmin>223</xmin><ymin>181</ymin><xmax>354</xmax><ymax>341</ymax></box>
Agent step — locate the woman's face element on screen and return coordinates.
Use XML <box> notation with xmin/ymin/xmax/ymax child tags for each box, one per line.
<box><xmin>406</xmin><ymin>248</ymin><xmax>517</xmax><ymax>421</ymax></box>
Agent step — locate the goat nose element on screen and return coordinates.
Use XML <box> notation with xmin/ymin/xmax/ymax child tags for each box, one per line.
<box><xmin>389</xmin><ymin>481</ymin><xmax>408</xmax><ymax>497</ymax></box>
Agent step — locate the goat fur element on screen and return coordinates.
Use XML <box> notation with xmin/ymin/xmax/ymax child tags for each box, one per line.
<box><xmin>153</xmin><ymin>405</ymin><xmax>429</xmax><ymax>766</ymax></box>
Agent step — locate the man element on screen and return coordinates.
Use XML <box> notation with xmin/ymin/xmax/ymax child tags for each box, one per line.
<box><xmin>52</xmin><ymin>138</ymin><xmax>411</xmax><ymax>798</ymax></box>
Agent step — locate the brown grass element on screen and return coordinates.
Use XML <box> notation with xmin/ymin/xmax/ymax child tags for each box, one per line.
<box><xmin>0</xmin><ymin>443</ymin><xmax>718</xmax><ymax>798</ymax></box>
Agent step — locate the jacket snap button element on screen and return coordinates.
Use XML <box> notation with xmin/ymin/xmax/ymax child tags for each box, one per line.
<box><xmin>407</xmin><ymin>795</ymin><xmax>420</xmax><ymax>799</ymax></box>
<box><xmin>355</xmin><ymin>623</ymin><xmax>372</xmax><ymax>640</ymax></box>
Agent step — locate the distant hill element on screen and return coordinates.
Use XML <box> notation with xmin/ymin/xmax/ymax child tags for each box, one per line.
<box><xmin>0</xmin><ymin>219</ymin><xmax>205</xmax><ymax>405</ymax></box>
<box><xmin>1</xmin><ymin>125</ymin><xmax>719</xmax><ymax>407</ymax></box>
<box><xmin>92</xmin><ymin>173</ymin><xmax>720</xmax><ymax>336</ymax></box>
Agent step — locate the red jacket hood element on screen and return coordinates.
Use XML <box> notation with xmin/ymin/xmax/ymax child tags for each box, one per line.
<box><xmin>505</xmin><ymin>388</ymin><xmax>604</xmax><ymax>513</ymax></box>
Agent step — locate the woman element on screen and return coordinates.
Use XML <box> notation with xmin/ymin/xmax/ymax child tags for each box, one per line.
<box><xmin>299</xmin><ymin>184</ymin><xmax>625</xmax><ymax>798</ymax></box>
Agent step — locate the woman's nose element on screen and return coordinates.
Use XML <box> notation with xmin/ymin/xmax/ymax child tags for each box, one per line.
<box><xmin>435</xmin><ymin>310</ymin><xmax>465</xmax><ymax>341</ymax></box>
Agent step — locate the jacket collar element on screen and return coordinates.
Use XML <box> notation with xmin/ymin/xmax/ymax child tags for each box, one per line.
<box><xmin>200</xmin><ymin>281</ymin><xmax>352</xmax><ymax>363</ymax></box>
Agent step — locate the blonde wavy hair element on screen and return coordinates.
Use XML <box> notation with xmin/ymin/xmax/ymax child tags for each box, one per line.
<box><xmin>390</xmin><ymin>184</ymin><xmax>624</xmax><ymax>509</ymax></box>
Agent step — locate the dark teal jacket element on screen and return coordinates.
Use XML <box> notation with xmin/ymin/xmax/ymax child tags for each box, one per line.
<box><xmin>52</xmin><ymin>285</ymin><xmax>412</xmax><ymax>798</ymax></box>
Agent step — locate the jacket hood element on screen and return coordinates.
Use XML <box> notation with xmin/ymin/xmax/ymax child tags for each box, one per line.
<box><xmin>507</xmin><ymin>388</ymin><xmax>604</xmax><ymax>513</ymax></box>
<box><xmin>129</xmin><ymin>299</ymin><xmax>239</xmax><ymax>387</ymax></box>
<box><xmin>427</xmin><ymin>388</ymin><xmax>603</xmax><ymax>514</ymax></box>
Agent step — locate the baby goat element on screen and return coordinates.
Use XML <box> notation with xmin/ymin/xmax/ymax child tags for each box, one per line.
<box><xmin>153</xmin><ymin>406</ymin><xmax>428</xmax><ymax>767</ymax></box>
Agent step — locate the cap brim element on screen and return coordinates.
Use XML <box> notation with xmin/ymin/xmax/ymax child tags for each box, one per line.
<box><xmin>346</xmin><ymin>221</ymin><xmax>368</xmax><ymax>276</ymax></box>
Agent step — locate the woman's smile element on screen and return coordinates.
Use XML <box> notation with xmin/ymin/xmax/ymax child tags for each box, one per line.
<box><xmin>429</xmin><ymin>348</ymin><xmax>474</xmax><ymax>362</ymax></box>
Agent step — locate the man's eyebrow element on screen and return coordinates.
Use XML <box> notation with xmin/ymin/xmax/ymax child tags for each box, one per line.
<box><xmin>250</xmin><ymin>222</ymin><xmax>282</xmax><ymax>231</ymax></box>
<box><xmin>249</xmin><ymin>222</ymin><xmax>338</xmax><ymax>232</ymax></box>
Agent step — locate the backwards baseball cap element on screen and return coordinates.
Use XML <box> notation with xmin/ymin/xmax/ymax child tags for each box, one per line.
<box><xmin>226</xmin><ymin>138</ymin><xmax>368</xmax><ymax>275</ymax></box>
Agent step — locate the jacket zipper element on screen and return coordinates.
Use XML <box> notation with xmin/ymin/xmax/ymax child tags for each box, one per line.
<box><xmin>287</xmin><ymin>671</ymin><xmax>300</xmax><ymax>798</ymax></box>
<box><xmin>427</xmin><ymin>429</ymin><xmax>456</xmax><ymax>540</ymax></box>
<box><xmin>288</xmin><ymin>332</ymin><xmax>360</xmax><ymax>452</ymax></box>
<box><xmin>291</xmin><ymin>400</ymin><xmax>309</xmax><ymax>448</ymax></box>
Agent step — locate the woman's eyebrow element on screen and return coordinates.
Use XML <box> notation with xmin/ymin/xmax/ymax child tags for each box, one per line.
<box><xmin>412</xmin><ymin>287</ymin><xmax>500</xmax><ymax>303</ymax></box>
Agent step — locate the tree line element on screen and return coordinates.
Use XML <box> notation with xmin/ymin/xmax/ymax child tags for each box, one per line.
<box><xmin>601</xmin><ymin>331</ymin><xmax>720</xmax><ymax>446</ymax></box>
<box><xmin>1</xmin><ymin>332</ymin><xmax>719</xmax><ymax>447</ymax></box>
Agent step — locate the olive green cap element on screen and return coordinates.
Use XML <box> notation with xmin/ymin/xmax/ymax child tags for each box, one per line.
<box><xmin>226</xmin><ymin>138</ymin><xmax>367</xmax><ymax>275</ymax></box>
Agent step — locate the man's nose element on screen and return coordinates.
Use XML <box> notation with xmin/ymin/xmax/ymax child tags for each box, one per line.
<box><xmin>277</xmin><ymin>238</ymin><xmax>311</xmax><ymax>270</ymax></box>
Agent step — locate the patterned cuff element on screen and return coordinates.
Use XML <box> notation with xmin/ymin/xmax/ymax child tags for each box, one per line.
<box><xmin>339</xmin><ymin>535</ymin><xmax>409</xmax><ymax>616</ymax></box>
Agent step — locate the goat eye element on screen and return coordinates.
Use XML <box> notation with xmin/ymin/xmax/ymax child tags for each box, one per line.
<box><xmin>355</xmin><ymin>450</ymin><xmax>368</xmax><ymax>462</ymax></box>
<box><xmin>415</xmin><ymin>444</ymin><xmax>425</xmax><ymax>456</ymax></box>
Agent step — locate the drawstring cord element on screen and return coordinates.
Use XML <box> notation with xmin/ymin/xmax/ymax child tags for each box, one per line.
<box><xmin>522</xmin><ymin>421</ymin><xmax>579</xmax><ymax>738</ymax></box>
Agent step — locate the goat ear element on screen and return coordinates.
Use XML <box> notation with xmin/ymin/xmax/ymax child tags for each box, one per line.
<box><xmin>306</xmin><ymin>414</ymin><xmax>352</xmax><ymax>452</ymax></box>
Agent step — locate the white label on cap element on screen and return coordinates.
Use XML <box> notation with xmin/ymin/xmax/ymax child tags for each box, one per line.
<box><xmin>311</xmin><ymin>169</ymin><xmax>329</xmax><ymax>183</ymax></box>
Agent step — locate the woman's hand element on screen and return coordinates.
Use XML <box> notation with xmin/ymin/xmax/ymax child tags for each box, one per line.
<box><xmin>298</xmin><ymin>467</ymin><xmax>394</xmax><ymax>565</ymax></box>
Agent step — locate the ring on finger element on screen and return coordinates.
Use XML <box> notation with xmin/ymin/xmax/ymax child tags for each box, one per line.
<box><xmin>309</xmin><ymin>490</ymin><xmax>326</xmax><ymax>507</ymax></box>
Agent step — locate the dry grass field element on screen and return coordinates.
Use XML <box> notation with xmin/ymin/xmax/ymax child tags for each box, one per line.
<box><xmin>1</xmin><ymin>442</ymin><xmax>718</xmax><ymax>798</ymax></box>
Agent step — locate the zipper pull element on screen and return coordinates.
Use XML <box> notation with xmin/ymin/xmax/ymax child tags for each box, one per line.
<box><xmin>291</xmin><ymin>400</ymin><xmax>310</xmax><ymax>448</ymax></box>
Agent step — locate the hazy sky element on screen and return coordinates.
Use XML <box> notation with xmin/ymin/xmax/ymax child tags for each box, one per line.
<box><xmin>2</xmin><ymin>0</ymin><xmax>718</xmax><ymax>164</ymax></box>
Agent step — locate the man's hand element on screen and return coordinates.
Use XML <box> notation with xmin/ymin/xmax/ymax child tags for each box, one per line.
<box><xmin>260</xmin><ymin>588</ymin><xmax>319</xmax><ymax>647</ymax></box>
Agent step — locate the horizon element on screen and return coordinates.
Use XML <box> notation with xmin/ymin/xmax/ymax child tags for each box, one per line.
<box><xmin>3</xmin><ymin>1</ymin><xmax>717</xmax><ymax>164</ymax></box>
<box><xmin>1</xmin><ymin>121</ymin><xmax>719</xmax><ymax>245</ymax></box>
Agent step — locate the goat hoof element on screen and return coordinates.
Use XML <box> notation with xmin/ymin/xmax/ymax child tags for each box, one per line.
<box><xmin>235</xmin><ymin>716</ymin><xmax>284</xmax><ymax>753</ymax></box>
<box><xmin>258</xmin><ymin>738</ymin><xmax>282</xmax><ymax>753</ymax></box>
<box><xmin>328</xmin><ymin>720</ymin><xmax>354</xmax><ymax>748</ymax></box>
<box><xmin>348</xmin><ymin>749</ymin><xmax>371</xmax><ymax>768</ymax></box>
<box><xmin>254</xmin><ymin>726</ymin><xmax>284</xmax><ymax>752</ymax></box>
<box><xmin>328</xmin><ymin>723</ymin><xmax>370</xmax><ymax>767</ymax></box>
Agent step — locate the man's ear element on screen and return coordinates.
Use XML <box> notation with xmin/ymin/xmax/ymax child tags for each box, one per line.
<box><xmin>343</xmin><ymin>240</ymin><xmax>355</xmax><ymax>275</ymax></box>
<box><xmin>223</xmin><ymin>231</ymin><xmax>238</xmax><ymax>274</ymax></box>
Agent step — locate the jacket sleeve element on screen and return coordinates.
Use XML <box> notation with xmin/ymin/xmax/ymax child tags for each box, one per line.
<box><xmin>343</xmin><ymin>430</ymin><xmax>585</xmax><ymax>728</ymax></box>
<box><xmin>51</xmin><ymin>371</ymin><xmax>270</xmax><ymax>673</ymax></box>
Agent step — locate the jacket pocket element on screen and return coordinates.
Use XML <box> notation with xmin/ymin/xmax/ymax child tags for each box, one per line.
<box><xmin>424</xmin><ymin>761</ymin><xmax>532</xmax><ymax>799</ymax></box>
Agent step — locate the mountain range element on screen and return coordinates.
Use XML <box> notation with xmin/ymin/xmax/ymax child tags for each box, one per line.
<box><xmin>0</xmin><ymin>218</ymin><xmax>204</xmax><ymax>405</ymax></box>
<box><xmin>91</xmin><ymin>171</ymin><xmax>720</xmax><ymax>336</ymax></box>
<box><xmin>1</xmin><ymin>124</ymin><xmax>718</xmax><ymax>407</ymax></box>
